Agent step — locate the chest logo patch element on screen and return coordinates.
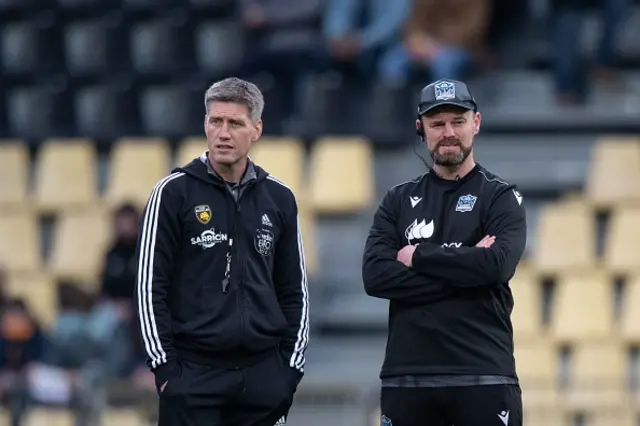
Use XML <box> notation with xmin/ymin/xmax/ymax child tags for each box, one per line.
<box><xmin>405</xmin><ymin>219</ymin><xmax>434</xmax><ymax>243</ymax></box>
<box><xmin>255</xmin><ymin>228</ymin><xmax>275</xmax><ymax>256</ymax></box>
<box><xmin>191</xmin><ymin>228</ymin><xmax>228</xmax><ymax>250</ymax></box>
<box><xmin>194</xmin><ymin>205</ymin><xmax>212</xmax><ymax>225</ymax></box>
<box><xmin>456</xmin><ymin>194</ymin><xmax>477</xmax><ymax>212</ymax></box>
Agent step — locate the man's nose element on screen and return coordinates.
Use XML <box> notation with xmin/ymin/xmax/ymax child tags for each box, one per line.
<box><xmin>442</xmin><ymin>123</ymin><xmax>456</xmax><ymax>137</ymax></box>
<box><xmin>218</xmin><ymin>122</ymin><xmax>231</xmax><ymax>139</ymax></box>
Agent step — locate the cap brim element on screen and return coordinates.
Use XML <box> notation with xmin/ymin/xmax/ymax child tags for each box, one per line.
<box><xmin>418</xmin><ymin>101</ymin><xmax>476</xmax><ymax>116</ymax></box>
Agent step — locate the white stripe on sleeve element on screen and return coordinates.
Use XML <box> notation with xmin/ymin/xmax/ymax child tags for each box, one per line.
<box><xmin>266</xmin><ymin>175</ymin><xmax>310</xmax><ymax>372</ymax></box>
<box><xmin>137</xmin><ymin>172</ymin><xmax>185</xmax><ymax>369</ymax></box>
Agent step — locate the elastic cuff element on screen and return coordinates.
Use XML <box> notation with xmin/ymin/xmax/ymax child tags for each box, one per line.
<box><xmin>152</xmin><ymin>360</ymin><xmax>178</xmax><ymax>385</ymax></box>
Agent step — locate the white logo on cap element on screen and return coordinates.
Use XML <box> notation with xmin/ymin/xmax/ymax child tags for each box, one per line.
<box><xmin>434</xmin><ymin>81</ymin><xmax>456</xmax><ymax>100</ymax></box>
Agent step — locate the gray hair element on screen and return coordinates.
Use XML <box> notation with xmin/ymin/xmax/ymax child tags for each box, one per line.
<box><xmin>204</xmin><ymin>77</ymin><xmax>264</xmax><ymax>121</ymax></box>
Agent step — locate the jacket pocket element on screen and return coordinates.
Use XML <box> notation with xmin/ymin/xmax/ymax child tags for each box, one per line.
<box><xmin>156</xmin><ymin>361</ymin><xmax>184</xmax><ymax>397</ymax></box>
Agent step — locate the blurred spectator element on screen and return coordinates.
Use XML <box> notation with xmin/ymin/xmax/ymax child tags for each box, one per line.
<box><xmin>100</xmin><ymin>203</ymin><xmax>138</xmax><ymax>312</ymax></box>
<box><xmin>98</xmin><ymin>203</ymin><xmax>141</xmax><ymax>376</ymax></box>
<box><xmin>323</xmin><ymin>0</ymin><xmax>410</xmax><ymax>81</ymax></box>
<box><xmin>379</xmin><ymin>0</ymin><xmax>492</xmax><ymax>86</ymax></box>
<box><xmin>98</xmin><ymin>203</ymin><xmax>155</xmax><ymax>421</ymax></box>
<box><xmin>551</xmin><ymin>0</ymin><xmax>629</xmax><ymax>104</ymax></box>
<box><xmin>238</xmin><ymin>0</ymin><xmax>324</xmax><ymax>123</ymax></box>
<box><xmin>44</xmin><ymin>281</ymin><xmax>103</xmax><ymax>426</ymax></box>
<box><xmin>0</xmin><ymin>298</ymin><xmax>45</xmax><ymax>426</ymax></box>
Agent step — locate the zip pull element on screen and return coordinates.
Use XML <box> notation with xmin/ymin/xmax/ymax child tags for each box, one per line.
<box><xmin>222</xmin><ymin>238</ymin><xmax>233</xmax><ymax>293</ymax></box>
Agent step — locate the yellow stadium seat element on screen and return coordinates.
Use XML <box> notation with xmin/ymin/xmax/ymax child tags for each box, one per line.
<box><xmin>605</xmin><ymin>206</ymin><xmax>640</xmax><ymax>275</ymax></box>
<box><xmin>523</xmin><ymin>409</ymin><xmax>569</xmax><ymax>426</ymax></box>
<box><xmin>106</xmin><ymin>138</ymin><xmax>171</xmax><ymax>211</ymax></box>
<box><xmin>620</xmin><ymin>275</ymin><xmax>640</xmax><ymax>343</ymax></box>
<box><xmin>7</xmin><ymin>273</ymin><xmax>57</xmax><ymax>328</ymax></box>
<box><xmin>532</xmin><ymin>202</ymin><xmax>597</xmax><ymax>274</ymax></box>
<box><xmin>511</xmin><ymin>266</ymin><xmax>544</xmax><ymax>340</ymax></box>
<box><xmin>25</xmin><ymin>408</ymin><xmax>74</xmax><ymax>426</ymax></box>
<box><xmin>587</xmin><ymin>409</ymin><xmax>638</xmax><ymax>426</ymax></box>
<box><xmin>0</xmin><ymin>211</ymin><xmax>41</xmax><ymax>274</ymax></box>
<box><xmin>309</xmin><ymin>137</ymin><xmax>374</xmax><ymax>214</ymax></box>
<box><xmin>251</xmin><ymin>137</ymin><xmax>306</xmax><ymax>197</ymax></box>
<box><xmin>562</xmin><ymin>341</ymin><xmax>628</xmax><ymax>410</ymax></box>
<box><xmin>176</xmin><ymin>137</ymin><xmax>206</xmax><ymax>167</ymax></box>
<box><xmin>0</xmin><ymin>141</ymin><xmax>29</xmax><ymax>210</ymax></box>
<box><xmin>33</xmin><ymin>139</ymin><xmax>98</xmax><ymax>213</ymax></box>
<box><xmin>586</xmin><ymin>138</ymin><xmax>640</xmax><ymax>209</ymax></box>
<box><xmin>47</xmin><ymin>209</ymin><xmax>111</xmax><ymax>287</ymax></box>
<box><xmin>102</xmin><ymin>409</ymin><xmax>142</xmax><ymax>426</ymax></box>
<box><xmin>550</xmin><ymin>271</ymin><xmax>614</xmax><ymax>342</ymax></box>
<box><xmin>298</xmin><ymin>203</ymin><xmax>317</xmax><ymax>277</ymax></box>
<box><xmin>515</xmin><ymin>339</ymin><xmax>559</xmax><ymax>407</ymax></box>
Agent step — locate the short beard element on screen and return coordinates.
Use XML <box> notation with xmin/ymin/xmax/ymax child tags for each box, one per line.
<box><xmin>430</xmin><ymin>142</ymin><xmax>472</xmax><ymax>168</ymax></box>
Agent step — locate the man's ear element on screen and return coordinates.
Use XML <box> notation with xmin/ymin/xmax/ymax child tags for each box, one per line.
<box><xmin>252</xmin><ymin>119</ymin><xmax>263</xmax><ymax>142</ymax></box>
<box><xmin>203</xmin><ymin>114</ymin><xmax>208</xmax><ymax>136</ymax></box>
<box><xmin>473</xmin><ymin>112</ymin><xmax>481</xmax><ymax>136</ymax></box>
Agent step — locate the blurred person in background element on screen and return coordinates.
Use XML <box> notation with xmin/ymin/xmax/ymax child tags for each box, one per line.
<box><xmin>136</xmin><ymin>77</ymin><xmax>308</xmax><ymax>426</ymax></box>
<box><xmin>551</xmin><ymin>0</ymin><xmax>629</xmax><ymax>105</ymax></box>
<box><xmin>97</xmin><ymin>203</ymin><xmax>141</xmax><ymax>377</ymax></box>
<box><xmin>363</xmin><ymin>79</ymin><xmax>526</xmax><ymax>426</ymax></box>
<box><xmin>0</xmin><ymin>298</ymin><xmax>45</xmax><ymax>426</ymax></box>
<box><xmin>323</xmin><ymin>0</ymin><xmax>410</xmax><ymax>81</ymax></box>
<box><xmin>238</xmin><ymin>0</ymin><xmax>324</xmax><ymax>126</ymax></box>
<box><xmin>379</xmin><ymin>0</ymin><xmax>492</xmax><ymax>86</ymax></box>
<box><xmin>43</xmin><ymin>281</ymin><xmax>105</xmax><ymax>426</ymax></box>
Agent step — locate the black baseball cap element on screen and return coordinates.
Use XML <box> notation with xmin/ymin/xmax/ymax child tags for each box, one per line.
<box><xmin>417</xmin><ymin>79</ymin><xmax>478</xmax><ymax>117</ymax></box>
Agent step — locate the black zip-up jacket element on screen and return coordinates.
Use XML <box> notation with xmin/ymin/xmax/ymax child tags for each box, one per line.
<box><xmin>136</xmin><ymin>156</ymin><xmax>309</xmax><ymax>387</ymax></box>
<box><xmin>362</xmin><ymin>164</ymin><xmax>526</xmax><ymax>378</ymax></box>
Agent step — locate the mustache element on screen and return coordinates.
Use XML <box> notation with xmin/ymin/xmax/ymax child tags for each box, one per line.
<box><xmin>436</xmin><ymin>138</ymin><xmax>461</xmax><ymax>148</ymax></box>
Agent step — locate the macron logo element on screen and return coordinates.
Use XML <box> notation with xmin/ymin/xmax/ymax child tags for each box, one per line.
<box><xmin>513</xmin><ymin>190</ymin><xmax>523</xmax><ymax>206</ymax></box>
<box><xmin>410</xmin><ymin>196</ymin><xmax>422</xmax><ymax>208</ymax></box>
<box><xmin>497</xmin><ymin>410</ymin><xmax>509</xmax><ymax>426</ymax></box>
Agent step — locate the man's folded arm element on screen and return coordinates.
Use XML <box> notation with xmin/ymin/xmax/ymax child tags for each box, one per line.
<box><xmin>411</xmin><ymin>187</ymin><xmax>527</xmax><ymax>288</ymax></box>
<box><xmin>362</xmin><ymin>190</ymin><xmax>455</xmax><ymax>304</ymax></box>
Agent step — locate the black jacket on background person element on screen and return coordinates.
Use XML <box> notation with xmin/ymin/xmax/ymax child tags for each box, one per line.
<box><xmin>362</xmin><ymin>164</ymin><xmax>526</xmax><ymax>379</ymax></box>
<box><xmin>135</xmin><ymin>155</ymin><xmax>309</xmax><ymax>388</ymax></box>
<box><xmin>102</xmin><ymin>242</ymin><xmax>137</xmax><ymax>300</ymax></box>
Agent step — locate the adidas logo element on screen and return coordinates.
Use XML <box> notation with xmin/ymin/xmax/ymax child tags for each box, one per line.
<box><xmin>262</xmin><ymin>214</ymin><xmax>272</xmax><ymax>227</ymax></box>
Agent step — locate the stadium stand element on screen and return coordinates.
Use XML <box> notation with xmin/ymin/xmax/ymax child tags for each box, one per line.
<box><xmin>0</xmin><ymin>140</ymin><xmax>29</xmax><ymax>210</ymax></box>
<box><xmin>2</xmin><ymin>1</ymin><xmax>640</xmax><ymax>425</ymax></box>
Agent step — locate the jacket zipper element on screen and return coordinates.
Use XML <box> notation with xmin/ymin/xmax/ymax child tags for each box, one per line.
<box><xmin>221</xmin><ymin>183</ymin><xmax>255</xmax><ymax>344</ymax></box>
<box><xmin>221</xmin><ymin>191</ymin><xmax>237</xmax><ymax>294</ymax></box>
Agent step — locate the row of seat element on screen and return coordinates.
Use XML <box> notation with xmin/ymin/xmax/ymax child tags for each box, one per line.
<box><xmin>532</xmin><ymin>201</ymin><xmax>640</xmax><ymax>274</ymax></box>
<box><xmin>512</xmin><ymin>267</ymin><xmax>640</xmax><ymax>343</ymax></box>
<box><xmin>0</xmin><ymin>201</ymin><xmax>318</xmax><ymax>294</ymax></box>
<box><xmin>0</xmin><ymin>408</ymin><xmax>143</xmax><ymax>426</ymax></box>
<box><xmin>0</xmin><ymin>137</ymin><xmax>374</xmax><ymax>215</ymax></box>
<box><xmin>584</xmin><ymin>137</ymin><xmax>640</xmax><ymax>210</ymax></box>
<box><xmin>1</xmin><ymin>17</ymin><xmax>243</xmax><ymax>76</ymax></box>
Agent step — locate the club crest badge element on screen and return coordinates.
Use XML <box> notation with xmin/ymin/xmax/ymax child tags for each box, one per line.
<box><xmin>381</xmin><ymin>415</ymin><xmax>392</xmax><ymax>426</ymax></box>
<box><xmin>194</xmin><ymin>205</ymin><xmax>212</xmax><ymax>225</ymax></box>
<box><xmin>255</xmin><ymin>228</ymin><xmax>274</xmax><ymax>256</ymax></box>
<box><xmin>434</xmin><ymin>80</ymin><xmax>456</xmax><ymax>100</ymax></box>
<box><xmin>455</xmin><ymin>194</ymin><xmax>477</xmax><ymax>212</ymax></box>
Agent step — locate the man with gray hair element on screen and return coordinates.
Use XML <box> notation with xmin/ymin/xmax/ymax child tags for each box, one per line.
<box><xmin>135</xmin><ymin>77</ymin><xmax>309</xmax><ymax>426</ymax></box>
